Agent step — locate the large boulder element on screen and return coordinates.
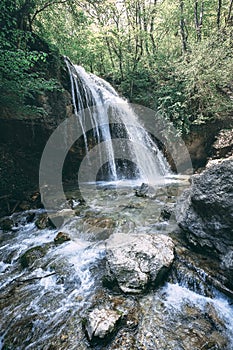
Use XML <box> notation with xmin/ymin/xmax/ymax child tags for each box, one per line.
<box><xmin>105</xmin><ymin>233</ymin><xmax>174</xmax><ymax>294</ymax></box>
<box><xmin>176</xmin><ymin>158</ymin><xmax>233</xmax><ymax>288</ymax></box>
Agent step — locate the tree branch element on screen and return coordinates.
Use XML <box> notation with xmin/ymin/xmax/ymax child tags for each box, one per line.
<box><xmin>30</xmin><ymin>0</ymin><xmax>69</xmax><ymax>26</ymax></box>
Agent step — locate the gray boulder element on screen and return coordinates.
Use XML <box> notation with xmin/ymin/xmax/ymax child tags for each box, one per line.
<box><xmin>176</xmin><ymin>158</ymin><xmax>233</xmax><ymax>289</ymax></box>
<box><xmin>176</xmin><ymin>158</ymin><xmax>233</xmax><ymax>254</ymax></box>
<box><xmin>105</xmin><ymin>233</ymin><xmax>174</xmax><ymax>294</ymax></box>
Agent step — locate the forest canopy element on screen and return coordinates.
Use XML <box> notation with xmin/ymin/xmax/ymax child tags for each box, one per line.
<box><xmin>0</xmin><ymin>0</ymin><xmax>233</xmax><ymax>133</ymax></box>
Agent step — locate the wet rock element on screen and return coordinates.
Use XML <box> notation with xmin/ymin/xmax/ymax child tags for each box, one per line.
<box><xmin>50</xmin><ymin>209</ymin><xmax>76</xmax><ymax>228</ymax></box>
<box><xmin>206</xmin><ymin>154</ymin><xmax>233</xmax><ymax>168</ymax></box>
<box><xmin>26</xmin><ymin>212</ymin><xmax>36</xmax><ymax>223</ymax></box>
<box><xmin>169</xmin><ymin>256</ymin><xmax>214</xmax><ymax>298</ymax></box>
<box><xmin>120</xmin><ymin>202</ymin><xmax>145</xmax><ymax>210</ymax></box>
<box><xmin>133</xmin><ymin>288</ymin><xmax>229</xmax><ymax>350</ymax></box>
<box><xmin>221</xmin><ymin>250</ymin><xmax>233</xmax><ymax>270</ymax></box>
<box><xmin>176</xmin><ymin>158</ymin><xmax>233</xmax><ymax>290</ymax></box>
<box><xmin>0</xmin><ymin>217</ymin><xmax>14</xmax><ymax>231</ymax></box>
<box><xmin>30</xmin><ymin>191</ymin><xmax>41</xmax><ymax>202</ymax></box>
<box><xmin>170</xmin><ymin>232</ymin><xmax>233</xmax><ymax>298</ymax></box>
<box><xmin>85</xmin><ymin>308</ymin><xmax>122</xmax><ymax>341</ymax></box>
<box><xmin>135</xmin><ymin>183</ymin><xmax>149</xmax><ymax>197</ymax></box>
<box><xmin>35</xmin><ymin>213</ymin><xmax>55</xmax><ymax>229</ymax></box>
<box><xmin>68</xmin><ymin>197</ymin><xmax>86</xmax><ymax>209</ymax></box>
<box><xmin>176</xmin><ymin>158</ymin><xmax>233</xmax><ymax>254</ymax></box>
<box><xmin>20</xmin><ymin>245</ymin><xmax>49</xmax><ymax>268</ymax></box>
<box><xmin>54</xmin><ymin>231</ymin><xmax>71</xmax><ymax>245</ymax></box>
<box><xmin>105</xmin><ymin>233</ymin><xmax>174</xmax><ymax>293</ymax></box>
<box><xmin>90</xmin><ymin>291</ymin><xmax>140</xmax><ymax>335</ymax></box>
<box><xmin>92</xmin><ymin>292</ymin><xmax>140</xmax><ymax>330</ymax></box>
<box><xmin>160</xmin><ymin>204</ymin><xmax>174</xmax><ymax>220</ymax></box>
<box><xmin>84</xmin><ymin>216</ymin><xmax>115</xmax><ymax>230</ymax></box>
<box><xmin>82</xmin><ymin>216</ymin><xmax>116</xmax><ymax>241</ymax></box>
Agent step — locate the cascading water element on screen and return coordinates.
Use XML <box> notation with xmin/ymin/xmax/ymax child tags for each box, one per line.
<box><xmin>1</xmin><ymin>59</ymin><xmax>233</xmax><ymax>350</ymax></box>
<box><xmin>65</xmin><ymin>57</ymin><xmax>170</xmax><ymax>182</ymax></box>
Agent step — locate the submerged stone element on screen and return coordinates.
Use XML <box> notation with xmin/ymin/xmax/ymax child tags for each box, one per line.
<box><xmin>84</xmin><ymin>216</ymin><xmax>115</xmax><ymax>230</ymax></box>
<box><xmin>105</xmin><ymin>233</ymin><xmax>174</xmax><ymax>293</ymax></box>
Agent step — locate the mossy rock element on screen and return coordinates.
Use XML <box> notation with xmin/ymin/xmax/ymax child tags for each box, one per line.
<box><xmin>20</xmin><ymin>245</ymin><xmax>50</xmax><ymax>268</ymax></box>
<box><xmin>35</xmin><ymin>214</ymin><xmax>55</xmax><ymax>229</ymax></box>
<box><xmin>54</xmin><ymin>232</ymin><xmax>71</xmax><ymax>245</ymax></box>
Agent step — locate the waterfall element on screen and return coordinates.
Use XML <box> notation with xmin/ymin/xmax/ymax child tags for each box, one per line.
<box><xmin>65</xmin><ymin>58</ymin><xmax>170</xmax><ymax>183</ymax></box>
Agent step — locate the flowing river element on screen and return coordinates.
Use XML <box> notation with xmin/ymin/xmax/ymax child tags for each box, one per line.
<box><xmin>0</xmin><ymin>178</ymin><xmax>233</xmax><ymax>349</ymax></box>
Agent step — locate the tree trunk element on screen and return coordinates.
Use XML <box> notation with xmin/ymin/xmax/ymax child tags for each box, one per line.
<box><xmin>217</xmin><ymin>0</ymin><xmax>222</xmax><ymax>29</ymax></box>
<box><xmin>179</xmin><ymin>0</ymin><xmax>188</xmax><ymax>53</ymax></box>
<box><xmin>105</xmin><ymin>37</ymin><xmax>115</xmax><ymax>71</ymax></box>
<box><xmin>150</xmin><ymin>0</ymin><xmax>157</xmax><ymax>56</ymax></box>
<box><xmin>194</xmin><ymin>0</ymin><xmax>204</xmax><ymax>41</ymax></box>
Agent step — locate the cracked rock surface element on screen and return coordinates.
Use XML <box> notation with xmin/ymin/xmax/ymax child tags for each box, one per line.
<box><xmin>85</xmin><ymin>308</ymin><xmax>121</xmax><ymax>340</ymax></box>
<box><xmin>105</xmin><ymin>233</ymin><xmax>175</xmax><ymax>293</ymax></box>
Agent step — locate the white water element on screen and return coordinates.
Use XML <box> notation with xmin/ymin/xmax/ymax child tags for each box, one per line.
<box><xmin>0</xmin><ymin>212</ymin><xmax>105</xmax><ymax>349</ymax></box>
<box><xmin>65</xmin><ymin>58</ymin><xmax>170</xmax><ymax>182</ymax></box>
<box><xmin>0</xmin><ymin>61</ymin><xmax>232</xmax><ymax>348</ymax></box>
<box><xmin>1</xmin><ymin>182</ymin><xmax>233</xmax><ymax>348</ymax></box>
<box><xmin>165</xmin><ymin>283</ymin><xmax>233</xmax><ymax>347</ymax></box>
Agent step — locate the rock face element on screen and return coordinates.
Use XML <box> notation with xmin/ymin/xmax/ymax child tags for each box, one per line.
<box><xmin>105</xmin><ymin>233</ymin><xmax>174</xmax><ymax>293</ymax></box>
<box><xmin>176</xmin><ymin>158</ymin><xmax>233</xmax><ymax>289</ymax></box>
<box><xmin>211</xmin><ymin>129</ymin><xmax>233</xmax><ymax>160</ymax></box>
<box><xmin>85</xmin><ymin>308</ymin><xmax>121</xmax><ymax>341</ymax></box>
<box><xmin>0</xmin><ymin>55</ymin><xmax>83</xmax><ymax>217</ymax></box>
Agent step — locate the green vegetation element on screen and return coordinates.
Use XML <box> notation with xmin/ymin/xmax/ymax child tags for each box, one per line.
<box><xmin>0</xmin><ymin>0</ymin><xmax>61</xmax><ymax>116</ymax></box>
<box><xmin>0</xmin><ymin>0</ymin><xmax>232</xmax><ymax>132</ymax></box>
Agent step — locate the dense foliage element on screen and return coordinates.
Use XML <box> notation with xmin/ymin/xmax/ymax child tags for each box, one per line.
<box><xmin>0</xmin><ymin>0</ymin><xmax>232</xmax><ymax>132</ymax></box>
<box><xmin>0</xmin><ymin>0</ymin><xmax>61</xmax><ymax>116</ymax></box>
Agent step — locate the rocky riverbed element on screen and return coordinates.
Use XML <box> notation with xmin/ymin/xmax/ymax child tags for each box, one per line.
<box><xmin>0</xmin><ymin>161</ymin><xmax>233</xmax><ymax>350</ymax></box>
